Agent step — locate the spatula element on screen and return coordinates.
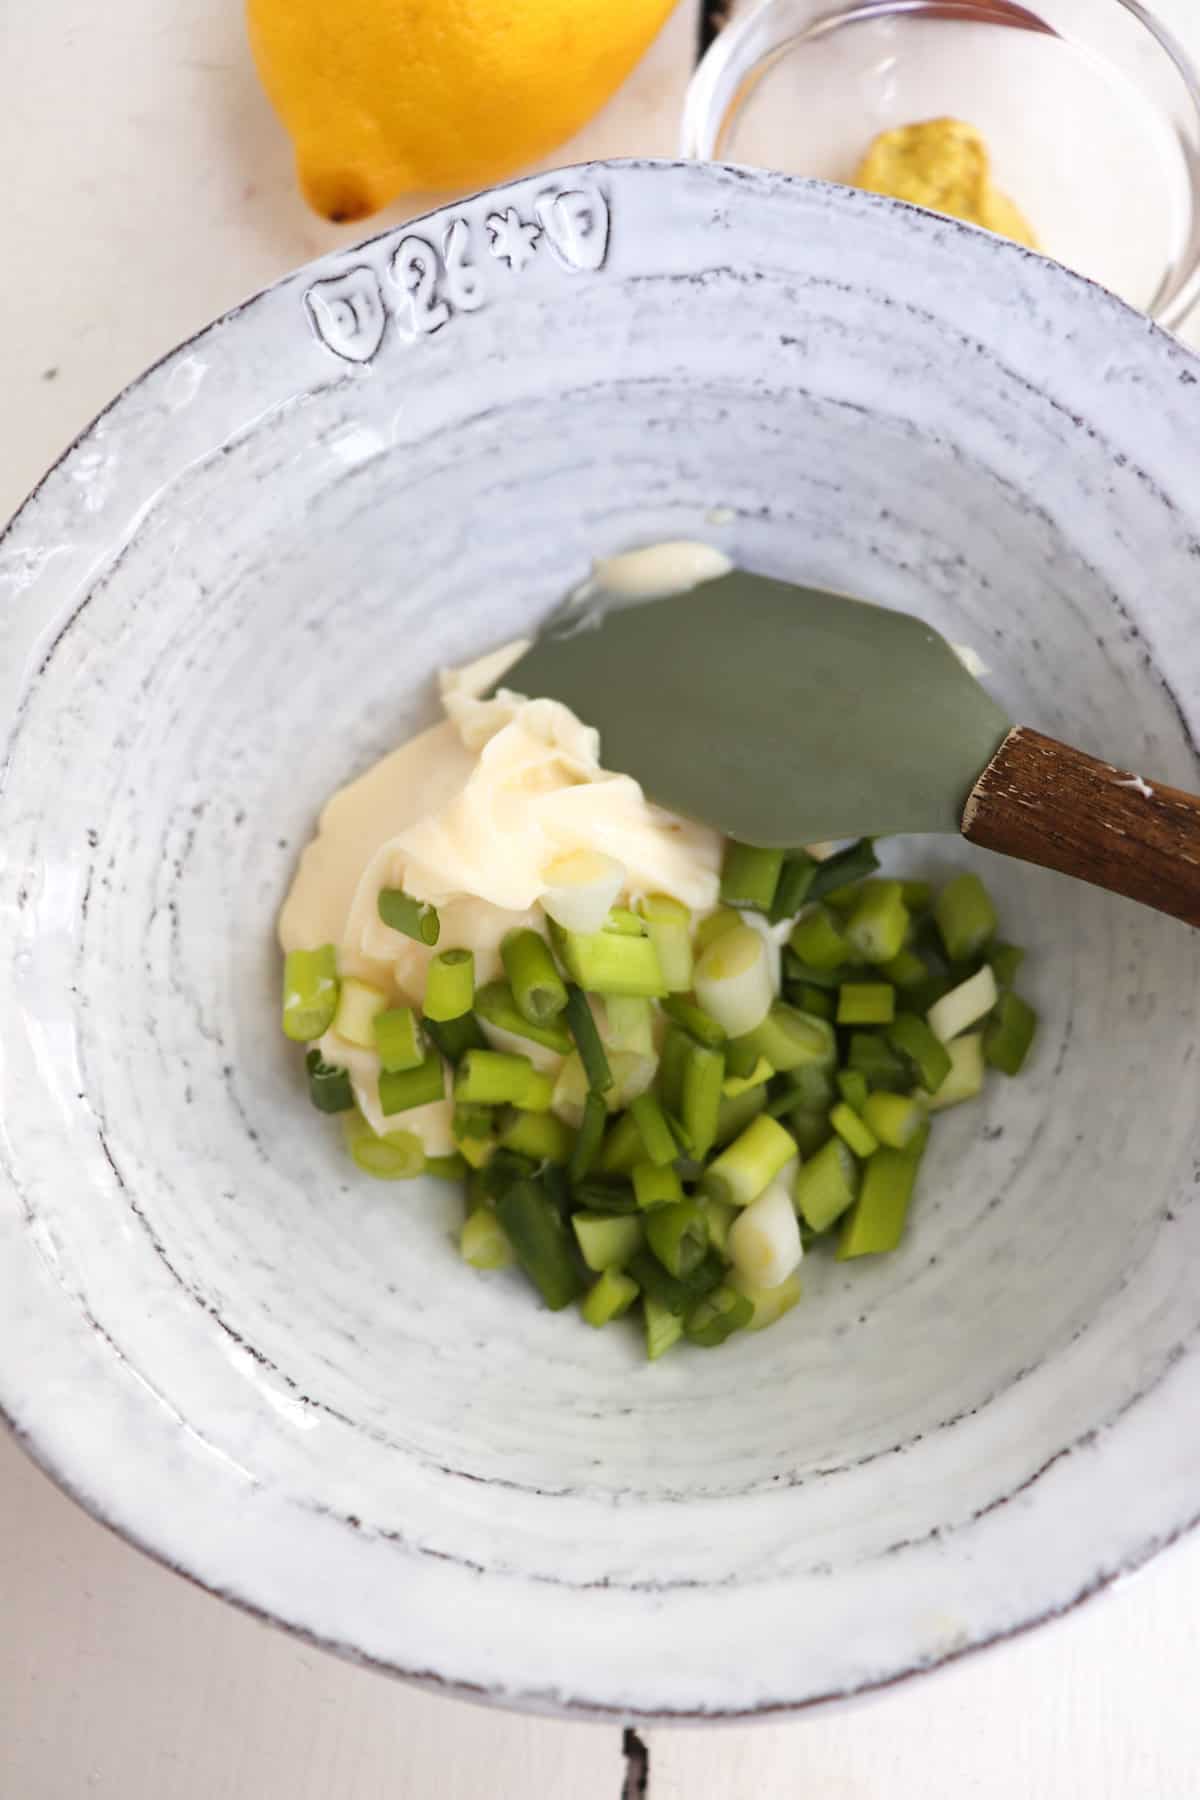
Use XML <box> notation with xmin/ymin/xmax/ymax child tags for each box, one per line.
<box><xmin>502</xmin><ymin>568</ymin><xmax>1200</xmax><ymax>928</ymax></box>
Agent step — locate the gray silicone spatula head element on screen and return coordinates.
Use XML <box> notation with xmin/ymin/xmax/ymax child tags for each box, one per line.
<box><xmin>500</xmin><ymin>569</ymin><xmax>1012</xmax><ymax>848</ymax></box>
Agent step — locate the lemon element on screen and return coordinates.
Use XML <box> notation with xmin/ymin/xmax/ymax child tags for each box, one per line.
<box><xmin>247</xmin><ymin>0</ymin><xmax>678</xmax><ymax>222</ymax></box>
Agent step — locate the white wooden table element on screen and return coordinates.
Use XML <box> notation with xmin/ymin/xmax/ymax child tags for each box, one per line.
<box><xmin>4</xmin><ymin>4</ymin><xmax>1200</xmax><ymax>1793</ymax></box>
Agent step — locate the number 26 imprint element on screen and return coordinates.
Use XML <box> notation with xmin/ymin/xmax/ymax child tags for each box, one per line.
<box><xmin>304</xmin><ymin>185</ymin><xmax>611</xmax><ymax>365</ymax></box>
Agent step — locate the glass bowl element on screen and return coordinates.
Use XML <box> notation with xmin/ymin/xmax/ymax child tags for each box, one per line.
<box><xmin>683</xmin><ymin>0</ymin><xmax>1200</xmax><ymax>327</ymax></box>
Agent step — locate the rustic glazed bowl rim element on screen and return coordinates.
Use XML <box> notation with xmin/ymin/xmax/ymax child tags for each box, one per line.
<box><xmin>2</xmin><ymin>159</ymin><xmax>1199</xmax><ymax>1720</ymax></box>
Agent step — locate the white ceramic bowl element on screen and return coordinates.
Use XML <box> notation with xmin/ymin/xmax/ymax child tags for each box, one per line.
<box><xmin>2</xmin><ymin>161</ymin><xmax>1199</xmax><ymax>1721</ymax></box>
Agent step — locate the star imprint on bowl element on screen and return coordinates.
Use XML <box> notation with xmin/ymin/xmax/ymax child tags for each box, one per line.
<box><xmin>486</xmin><ymin>208</ymin><xmax>541</xmax><ymax>271</ymax></box>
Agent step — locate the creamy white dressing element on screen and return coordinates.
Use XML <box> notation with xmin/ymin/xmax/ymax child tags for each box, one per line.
<box><xmin>280</xmin><ymin>545</ymin><xmax>731</xmax><ymax>1144</ymax></box>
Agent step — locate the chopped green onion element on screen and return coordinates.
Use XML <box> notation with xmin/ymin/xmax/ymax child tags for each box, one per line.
<box><xmin>847</xmin><ymin>1031</ymin><xmax>915</xmax><ymax>1092</ymax></box>
<box><xmin>501</xmin><ymin>929</ymin><xmax>568</xmax><ymax>1025</ymax></box>
<box><xmin>426</xmin><ymin>1152</ymin><xmax>468</xmax><ymax>1181</ymax></box>
<box><xmin>594</xmin><ymin>1109</ymin><xmax>645</xmax><ymax>1177</ymax></box>
<box><xmin>516</xmin><ymin>1069</ymin><xmax>555</xmax><ymax>1113</ymax></box>
<box><xmin>424</xmin><ymin>1011</ymin><xmax>487</xmax><ymax>1063</ymax></box>
<box><xmin>844</xmin><ymin>880</ymin><xmax>909</xmax><ymax>964</ymax></box>
<box><xmin>793</xmin><ymin>1136</ymin><xmax>860</xmax><ymax>1233</ymax></box>
<box><xmin>724</xmin><ymin>1037</ymin><xmax>761</xmax><ymax>1081</ymax></box>
<box><xmin>379</xmin><ymin>1051</ymin><xmax>446</xmax><ymax>1116</ymax></box>
<box><xmin>772</xmin><ymin>1065</ymin><xmax>835</xmax><ymax>1114</ymax></box>
<box><xmin>926</xmin><ymin>965</ymin><xmax>998</xmax><ymax>1043</ymax></box>
<box><xmin>423</xmin><ymin>948</ymin><xmax>475</xmax><ymax>1022</ymax></box>
<box><xmin>906</xmin><ymin>972</ymin><xmax>956</xmax><ymax>1018</ymax></box>
<box><xmin>453</xmin><ymin>1101</ymin><xmax>494</xmax><ymax>1141</ymax></box>
<box><xmin>722</xmin><ymin>1055</ymin><xmax>774</xmax><ymax>1098</ymax></box>
<box><xmin>838</xmin><ymin>982</ymin><xmax>896</xmax><ymax>1026</ymax></box>
<box><xmin>768</xmin><ymin>853</ymin><xmax>819</xmax><ymax>924</ymax></box>
<box><xmin>476</xmin><ymin>1147</ymin><xmax>537</xmax><ymax>1203</ymax></box>
<box><xmin>984</xmin><ymin>990</ymin><xmax>1038</xmax><ymax>1076</ymax></box>
<box><xmin>728</xmin><ymin>1179</ymin><xmax>803</xmax><ymax>1288</ymax></box>
<box><xmin>925</xmin><ymin>1033</ymin><xmax>986</xmax><ymax>1111</ymax></box>
<box><xmin>572</xmin><ymin>1212</ymin><xmax>644</xmax><ymax>1272</ymax></box>
<box><xmin>789</xmin><ymin>909</ymin><xmax>851</xmax><ymax>970</ymax></box>
<box><xmin>791</xmin><ymin>983</ymin><xmax>835</xmax><ymax>1020</ymax></box>
<box><xmin>604</xmin><ymin>995</ymin><xmax>654</xmax><ymax>1055</ymax></box>
<box><xmin>656</xmin><ymin>1023</ymin><xmax>691</xmax><ymax>1116</ymax></box>
<box><xmin>666</xmin><ymin>1112</ymin><xmax>694</xmax><ymax>1156</ymax></box>
<box><xmin>730</xmin><ymin>1268</ymin><xmax>803</xmax><ymax>1331</ymax></box>
<box><xmin>660</xmin><ymin>995</ymin><xmax>727</xmax><ymax>1049</ymax></box>
<box><xmin>644</xmin><ymin>1294</ymin><xmax>684</xmax><ymax>1360</ymax></box>
<box><xmin>681</xmin><ymin>1040</ymin><xmax>725</xmax><ymax>1161</ymax></box>
<box><xmin>886</xmin><ymin>1013</ymin><xmax>952</xmax><ymax>1093</ymax></box>
<box><xmin>806</xmin><ymin>839</ymin><xmax>880</xmax><ymax>903</ymax></box>
<box><xmin>569</xmin><ymin>1089</ymin><xmax>608</xmax><ymax>1182</ymax></box>
<box><xmin>693</xmin><ymin>907</ymin><xmax>742</xmax><ymax>954</ymax></box>
<box><xmin>459</xmin><ymin>1207</ymin><xmax>514</xmax><ymax>1269</ymax></box>
<box><xmin>558</xmin><ymin>928</ymin><xmax>667</xmax><ymax>998</ymax></box>
<box><xmin>837</xmin><ymin>1126</ymin><xmax>930</xmax><ymax>1259</ymax></box>
<box><xmin>549</xmin><ymin>1051</ymin><xmax>589</xmax><ymax>1129</ymax></box>
<box><xmin>474</xmin><ymin>981</ymin><xmax>573</xmax><ymax>1056</ymax></box>
<box><xmin>685</xmin><ymin>1285</ymin><xmax>754</xmax><ymax>1347</ymax></box>
<box><xmin>628</xmin><ymin>1251</ymin><xmax>693</xmax><ymax>1316</ymax></box>
<box><xmin>720</xmin><ymin>841</ymin><xmax>785</xmax><ymax>912</ymax></box>
<box><xmin>540</xmin><ymin>849</ymin><xmax>625</xmax><ymax>935</ymax></box>
<box><xmin>630</xmin><ymin>1091</ymin><xmax>678</xmax><ymax>1168</ymax></box>
<box><xmin>877</xmin><ymin>947</ymin><xmax>929</xmax><ymax>989</ymax></box>
<box><xmin>703</xmin><ymin>1196</ymin><xmax>738</xmax><ymax>1255</ymax></box>
<box><xmin>704</xmin><ymin>1114</ymin><xmax>798</xmax><ymax>1208</ymax></box>
<box><xmin>830</xmin><ymin>1101</ymin><xmax>880</xmax><ymax>1158</ymax></box>
<box><xmin>608</xmin><ymin>1047</ymin><xmax>659</xmax><ymax>1115</ymax></box>
<box><xmin>781</xmin><ymin>955</ymin><xmax>847</xmax><ymax>990</ymax></box>
<box><xmin>581</xmin><ymin>1268</ymin><xmax>640</xmax><ymax>1327</ymax></box>
<box><xmin>735</xmin><ymin>1002</ymin><xmax>836</xmax><ymax>1073</ymax></box>
<box><xmin>455</xmin><ymin>1049</ymin><xmax>534</xmax><ymax>1106</ymax></box>
<box><xmin>635</xmin><ymin>894</ymin><xmax>694</xmax><ymax>992</ymax></box>
<box><xmin>332</xmin><ymin>977</ymin><xmax>388</xmax><ymax>1048</ymax></box>
<box><xmin>282</xmin><ymin>945</ymin><xmax>339</xmax><ymax>1043</ymax></box>
<box><xmin>786</xmin><ymin>1107</ymin><xmax>834</xmax><ymax>1157</ymax></box>
<box><xmin>900</xmin><ymin>878</ymin><xmax>933</xmax><ymax>911</ymax></box>
<box><xmin>823</xmin><ymin>879</ymin><xmax>870</xmax><ymax>914</ymax></box>
<box><xmin>714</xmin><ymin>1083</ymin><xmax>768</xmax><ymax>1148</ymax></box>
<box><xmin>604</xmin><ymin>906</ymin><xmax>647</xmax><ymax>936</ymax></box>
<box><xmin>563</xmin><ymin>985</ymin><xmax>612</xmax><ymax>1095</ymax></box>
<box><xmin>602</xmin><ymin>1050</ymin><xmax>657</xmax><ymax>1117</ymax></box>
<box><xmin>837</xmin><ymin>1069</ymin><xmax>869</xmax><ymax>1113</ymax></box>
<box><xmin>986</xmin><ymin>940</ymin><xmax>1026</xmax><ymax>989</ymax></box>
<box><xmin>572</xmin><ymin>1178</ymin><xmax>639</xmax><ymax>1215</ymax></box>
<box><xmin>642</xmin><ymin>1246</ymin><xmax>725</xmax><ymax>1313</ymax></box>
<box><xmin>458</xmin><ymin>1135</ymin><xmax>495</xmax><ymax>1171</ymax></box>
<box><xmin>373</xmin><ymin>1005</ymin><xmax>424</xmax><ymax>1072</ymax></box>
<box><xmin>645</xmin><ymin>1198</ymin><xmax>709</xmax><ymax>1277</ymax></box>
<box><xmin>541</xmin><ymin>1160</ymin><xmax>572</xmax><ymax>1218</ymax></box>
<box><xmin>377</xmin><ymin>887</ymin><xmax>440</xmax><ymax>945</ymax></box>
<box><xmin>305</xmin><ymin>1050</ymin><xmax>354</xmax><ymax>1114</ymax></box>
<box><xmin>862</xmin><ymin>1090</ymin><xmax>925</xmax><ymax>1149</ymax></box>
<box><xmin>694</xmin><ymin>924</ymin><xmax>773</xmax><ymax>1038</ymax></box>
<box><xmin>934</xmin><ymin>872</ymin><xmax>998</xmax><ymax>962</ymax></box>
<box><xmin>500</xmin><ymin>1109</ymin><xmax>574</xmax><ymax>1165</ymax></box>
<box><xmin>342</xmin><ymin>1112</ymin><xmax>426</xmax><ymax>1178</ymax></box>
<box><xmin>495</xmin><ymin>1178</ymin><xmax>584</xmax><ymax>1311</ymax></box>
<box><xmin>633</xmin><ymin>1160</ymin><xmax>685</xmax><ymax>1212</ymax></box>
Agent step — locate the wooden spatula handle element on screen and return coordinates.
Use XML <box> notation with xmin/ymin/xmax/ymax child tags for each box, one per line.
<box><xmin>962</xmin><ymin>727</ymin><xmax>1200</xmax><ymax>927</ymax></box>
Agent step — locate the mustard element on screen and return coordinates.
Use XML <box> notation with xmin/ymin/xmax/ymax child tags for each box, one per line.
<box><xmin>854</xmin><ymin>117</ymin><xmax>1038</xmax><ymax>249</ymax></box>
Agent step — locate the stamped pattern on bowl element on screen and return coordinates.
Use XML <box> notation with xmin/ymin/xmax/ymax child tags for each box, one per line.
<box><xmin>304</xmin><ymin>183</ymin><xmax>611</xmax><ymax>362</ymax></box>
<box><xmin>303</xmin><ymin>267</ymin><xmax>388</xmax><ymax>365</ymax></box>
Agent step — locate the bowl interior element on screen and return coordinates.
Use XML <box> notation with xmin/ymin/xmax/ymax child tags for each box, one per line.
<box><xmin>3</xmin><ymin>164</ymin><xmax>1199</xmax><ymax>1715</ymax></box>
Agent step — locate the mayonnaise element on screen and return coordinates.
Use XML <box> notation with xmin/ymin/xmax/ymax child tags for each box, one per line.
<box><xmin>279</xmin><ymin>577</ymin><xmax>726</xmax><ymax>1141</ymax></box>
